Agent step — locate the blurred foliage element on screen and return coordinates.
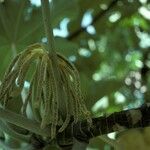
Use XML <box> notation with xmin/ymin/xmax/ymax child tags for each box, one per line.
<box><xmin>0</xmin><ymin>0</ymin><xmax>150</xmax><ymax>149</ymax></box>
<box><xmin>116</xmin><ymin>127</ymin><xmax>150</xmax><ymax>150</ymax></box>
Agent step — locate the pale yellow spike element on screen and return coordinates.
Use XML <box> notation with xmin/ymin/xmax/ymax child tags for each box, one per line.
<box><xmin>0</xmin><ymin>67</ymin><xmax>19</xmax><ymax>99</ymax></box>
<box><xmin>22</xmin><ymin>71</ymin><xmax>35</xmax><ymax>116</ymax></box>
<box><xmin>31</xmin><ymin>61</ymin><xmax>42</xmax><ymax>122</ymax></box>
<box><xmin>57</xmin><ymin>53</ymin><xmax>74</xmax><ymax>70</ymax></box>
<box><xmin>26</xmin><ymin>43</ymin><xmax>43</xmax><ymax>51</ymax></box>
<box><xmin>48</xmin><ymin>60</ymin><xmax>59</xmax><ymax>126</ymax></box>
<box><xmin>17</xmin><ymin>53</ymin><xmax>36</xmax><ymax>89</ymax></box>
<box><xmin>60</xmin><ymin>69</ymin><xmax>78</xmax><ymax>122</ymax></box>
<box><xmin>58</xmin><ymin>77</ymin><xmax>71</xmax><ymax>132</ymax></box>
<box><xmin>51</xmin><ymin>124</ymin><xmax>56</xmax><ymax>140</ymax></box>
<box><xmin>34</xmin><ymin>56</ymin><xmax>46</xmax><ymax>109</ymax></box>
<box><xmin>0</xmin><ymin>71</ymin><xmax>18</xmax><ymax>102</ymax></box>
<box><xmin>3</xmin><ymin>53</ymin><xmax>21</xmax><ymax>81</ymax></box>
<box><xmin>41</xmin><ymin>61</ymin><xmax>53</xmax><ymax>128</ymax></box>
<box><xmin>60</xmin><ymin>58</ymin><xmax>92</xmax><ymax>124</ymax></box>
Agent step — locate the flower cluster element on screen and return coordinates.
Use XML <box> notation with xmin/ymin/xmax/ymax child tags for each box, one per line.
<box><xmin>0</xmin><ymin>43</ymin><xmax>92</xmax><ymax>138</ymax></box>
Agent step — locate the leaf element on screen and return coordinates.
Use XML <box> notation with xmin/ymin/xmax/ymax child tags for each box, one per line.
<box><xmin>76</xmin><ymin>50</ymin><xmax>102</xmax><ymax>78</ymax></box>
<box><xmin>52</xmin><ymin>0</ymin><xmax>79</xmax><ymax>26</ymax></box>
<box><xmin>89</xmin><ymin>79</ymin><xmax>123</xmax><ymax>100</ymax></box>
<box><xmin>88</xmin><ymin>136</ymin><xmax>106</xmax><ymax>150</ymax></box>
<box><xmin>5</xmin><ymin>94</ymin><xmax>23</xmax><ymax>114</ymax></box>
<box><xmin>55</xmin><ymin>37</ymin><xmax>79</xmax><ymax>56</ymax></box>
<box><xmin>0</xmin><ymin>0</ymin><xmax>44</xmax><ymax>46</ymax></box>
<box><xmin>0</xmin><ymin>45</ymin><xmax>12</xmax><ymax>79</ymax></box>
<box><xmin>4</xmin><ymin>134</ymin><xmax>21</xmax><ymax>148</ymax></box>
<box><xmin>0</xmin><ymin>0</ymin><xmax>79</xmax><ymax>78</ymax></box>
<box><xmin>86</xmin><ymin>79</ymin><xmax>123</xmax><ymax>108</ymax></box>
<box><xmin>43</xmin><ymin>145</ymin><xmax>59</xmax><ymax>150</ymax></box>
<box><xmin>0</xmin><ymin>1</ymin><xmax>43</xmax><ymax>78</ymax></box>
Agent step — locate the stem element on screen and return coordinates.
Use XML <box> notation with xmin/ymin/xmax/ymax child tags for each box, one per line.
<box><xmin>0</xmin><ymin>108</ymin><xmax>51</xmax><ymax>137</ymax></box>
<box><xmin>41</xmin><ymin>0</ymin><xmax>60</xmax><ymax>77</ymax></box>
<box><xmin>41</xmin><ymin>0</ymin><xmax>56</xmax><ymax>55</ymax></box>
<box><xmin>41</xmin><ymin>0</ymin><xmax>63</xmax><ymax>118</ymax></box>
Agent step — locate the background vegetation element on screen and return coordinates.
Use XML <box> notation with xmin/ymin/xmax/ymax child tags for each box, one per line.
<box><xmin>0</xmin><ymin>0</ymin><xmax>150</xmax><ymax>149</ymax></box>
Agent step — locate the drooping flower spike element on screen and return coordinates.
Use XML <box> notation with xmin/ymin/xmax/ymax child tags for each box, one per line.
<box><xmin>0</xmin><ymin>43</ymin><xmax>92</xmax><ymax>138</ymax></box>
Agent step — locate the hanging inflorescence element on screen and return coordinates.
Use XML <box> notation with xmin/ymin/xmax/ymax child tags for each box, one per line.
<box><xmin>0</xmin><ymin>43</ymin><xmax>92</xmax><ymax>139</ymax></box>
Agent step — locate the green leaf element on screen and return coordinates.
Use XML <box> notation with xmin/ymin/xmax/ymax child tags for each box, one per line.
<box><xmin>55</xmin><ymin>37</ymin><xmax>79</xmax><ymax>56</ymax></box>
<box><xmin>43</xmin><ymin>145</ymin><xmax>59</xmax><ymax>150</ymax></box>
<box><xmin>52</xmin><ymin>0</ymin><xmax>79</xmax><ymax>26</ymax></box>
<box><xmin>88</xmin><ymin>136</ymin><xmax>106</xmax><ymax>150</ymax></box>
<box><xmin>5</xmin><ymin>94</ymin><xmax>23</xmax><ymax>114</ymax></box>
<box><xmin>0</xmin><ymin>1</ymin><xmax>43</xmax><ymax>78</ymax></box>
<box><xmin>86</xmin><ymin>79</ymin><xmax>123</xmax><ymax>108</ymax></box>
<box><xmin>0</xmin><ymin>1</ymin><xmax>43</xmax><ymax>44</ymax></box>
<box><xmin>89</xmin><ymin>79</ymin><xmax>123</xmax><ymax>100</ymax></box>
<box><xmin>0</xmin><ymin>0</ymin><xmax>79</xmax><ymax>79</ymax></box>
<box><xmin>0</xmin><ymin>45</ymin><xmax>12</xmax><ymax>79</ymax></box>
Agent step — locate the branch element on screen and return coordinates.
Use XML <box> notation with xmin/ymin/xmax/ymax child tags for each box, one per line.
<box><xmin>57</xmin><ymin>103</ymin><xmax>150</xmax><ymax>148</ymax></box>
<box><xmin>0</xmin><ymin>103</ymin><xmax>150</xmax><ymax>149</ymax></box>
<box><xmin>67</xmin><ymin>0</ymin><xmax>119</xmax><ymax>40</ymax></box>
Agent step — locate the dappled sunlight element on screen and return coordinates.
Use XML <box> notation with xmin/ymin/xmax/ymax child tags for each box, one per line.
<box><xmin>109</xmin><ymin>11</ymin><xmax>121</xmax><ymax>23</ymax></box>
<box><xmin>135</xmin><ymin>28</ymin><xmax>150</xmax><ymax>48</ymax></box>
<box><xmin>107</xmin><ymin>132</ymin><xmax>116</xmax><ymax>140</ymax></box>
<box><xmin>114</xmin><ymin>92</ymin><xmax>126</xmax><ymax>104</ymax></box>
<box><xmin>81</xmin><ymin>10</ymin><xmax>97</xmax><ymax>34</ymax></box>
<box><xmin>87</xmin><ymin>25</ymin><xmax>96</xmax><ymax>35</ymax></box>
<box><xmin>53</xmin><ymin>18</ymin><xmax>70</xmax><ymax>37</ymax></box>
<box><xmin>78</xmin><ymin>48</ymin><xmax>91</xmax><ymax>57</ymax></box>
<box><xmin>30</xmin><ymin>0</ymin><xmax>52</xmax><ymax>7</ymax></box>
<box><xmin>81</xmin><ymin>10</ymin><xmax>93</xmax><ymax>27</ymax></box>
<box><xmin>92</xmin><ymin>96</ymin><xmax>109</xmax><ymax>113</ymax></box>
<box><xmin>139</xmin><ymin>6</ymin><xmax>150</xmax><ymax>20</ymax></box>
